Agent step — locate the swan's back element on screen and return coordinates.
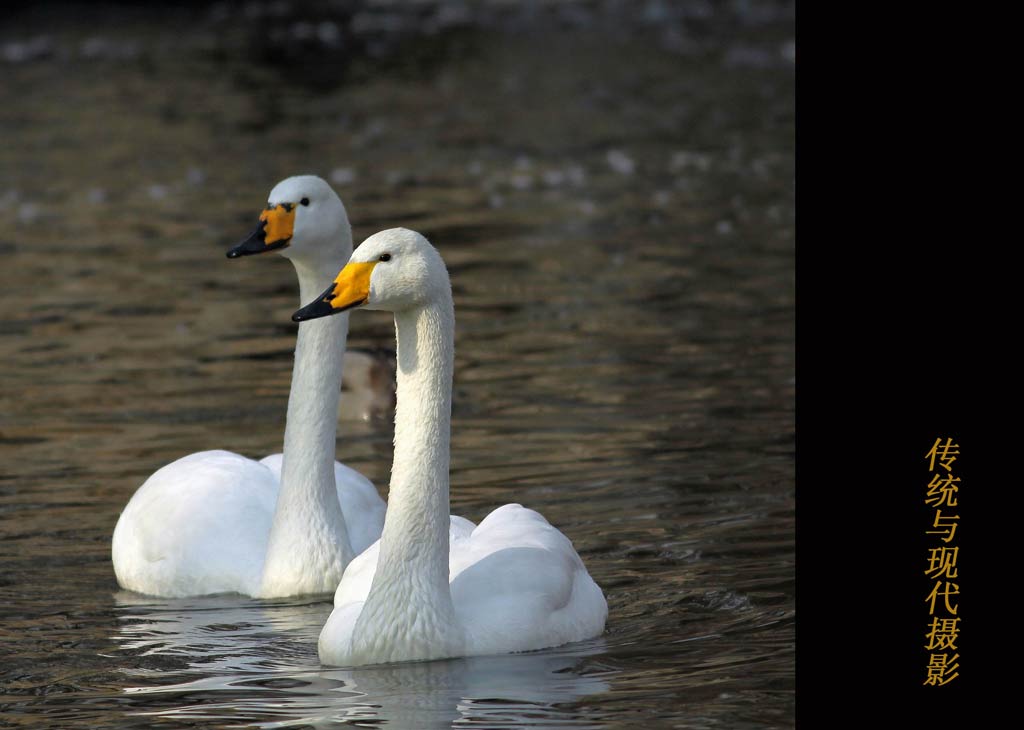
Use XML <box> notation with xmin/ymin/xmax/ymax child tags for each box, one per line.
<box><xmin>325</xmin><ymin>504</ymin><xmax>606</xmax><ymax>660</ymax></box>
<box><xmin>450</xmin><ymin>504</ymin><xmax>607</xmax><ymax>656</ymax></box>
<box><xmin>112</xmin><ymin>450</ymin><xmax>277</xmax><ymax>597</ymax></box>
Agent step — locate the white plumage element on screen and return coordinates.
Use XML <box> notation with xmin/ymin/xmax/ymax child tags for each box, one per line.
<box><xmin>111</xmin><ymin>450</ymin><xmax>384</xmax><ymax>597</ymax></box>
<box><xmin>112</xmin><ymin>176</ymin><xmax>386</xmax><ymax>598</ymax></box>
<box><xmin>293</xmin><ymin>228</ymin><xmax>607</xmax><ymax>666</ymax></box>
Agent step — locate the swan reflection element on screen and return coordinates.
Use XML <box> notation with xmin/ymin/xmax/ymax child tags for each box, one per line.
<box><xmin>112</xmin><ymin>592</ymin><xmax>608</xmax><ymax>728</ymax></box>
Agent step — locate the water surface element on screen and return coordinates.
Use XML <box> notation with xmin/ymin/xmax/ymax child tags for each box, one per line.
<box><xmin>1</xmin><ymin>3</ymin><xmax>794</xmax><ymax>727</ymax></box>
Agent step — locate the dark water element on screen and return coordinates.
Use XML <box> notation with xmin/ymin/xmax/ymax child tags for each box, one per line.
<box><xmin>1</xmin><ymin>3</ymin><xmax>794</xmax><ymax>727</ymax></box>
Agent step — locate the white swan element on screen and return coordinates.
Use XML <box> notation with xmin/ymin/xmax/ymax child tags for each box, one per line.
<box><xmin>112</xmin><ymin>175</ymin><xmax>386</xmax><ymax>598</ymax></box>
<box><xmin>292</xmin><ymin>228</ymin><xmax>607</xmax><ymax>666</ymax></box>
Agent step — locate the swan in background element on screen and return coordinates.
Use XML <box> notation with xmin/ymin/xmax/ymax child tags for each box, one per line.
<box><xmin>112</xmin><ymin>176</ymin><xmax>385</xmax><ymax>598</ymax></box>
<box><xmin>292</xmin><ymin>228</ymin><xmax>607</xmax><ymax>666</ymax></box>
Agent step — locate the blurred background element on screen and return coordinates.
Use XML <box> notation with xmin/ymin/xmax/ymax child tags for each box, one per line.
<box><xmin>1</xmin><ymin>1</ymin><xmax>794</xmax><ymax>727</ymax></box>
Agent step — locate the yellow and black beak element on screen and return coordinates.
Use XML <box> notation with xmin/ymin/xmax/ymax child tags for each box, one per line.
<box><xmin>292</xmin><ymin>262</ymin><xmax>377</xmax><ymax>322</ymax></box>
<box><xmin>226</xmin><ymin>203</ymin><xmax>297</xmax><ymax>258</ymax></box>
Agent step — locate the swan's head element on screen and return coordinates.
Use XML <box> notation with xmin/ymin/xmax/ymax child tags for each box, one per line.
<box><xmin>226</xmin><ymin>175</ymin><xmax>352</xmax><ymax>266</ymax></box>
<box><xmin>292</xmin><ymin>228</ymin><xmax>449</xmax><ymax>321</ymax></box>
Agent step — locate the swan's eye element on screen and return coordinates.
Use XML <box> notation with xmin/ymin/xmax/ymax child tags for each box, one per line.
<box><xmin>379</xmin><ymin>253</ymin><xmax>391</xmax><ymax>262</ymax></box>
<box><xmin>300</xmin><ymin>197</ymin><xmax>310</xmax><ymax>206</ymax></box>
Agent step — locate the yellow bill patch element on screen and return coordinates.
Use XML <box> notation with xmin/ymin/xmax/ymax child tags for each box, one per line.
<box><xmin>327</xmin><ymin>262</ymin><xmax>377</xmax><ymax>311</ymax></box>
<box><xmin>259</xmin><ymin>204</ymin><xmax>297</xmax><ymax>247</ymax></box>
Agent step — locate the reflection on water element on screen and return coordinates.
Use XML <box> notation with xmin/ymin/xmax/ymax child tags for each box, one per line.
<box><xmin>112</xmin><ymin>594</ymin><xmax>608</xmax><ymax>729</ymax></box>
<box><xmin>0</xmin><ymin>2</ymin><xmax>793</xmax><ymax>728</ymax></box>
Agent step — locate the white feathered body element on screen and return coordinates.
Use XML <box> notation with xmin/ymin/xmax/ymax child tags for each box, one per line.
<box><xmin>111</xmin><ymin>176</ymin><xmax>387</xmax><ymax>599</ymax></box>
<box><xmin>111</xmin><ymin>449</ymin><xmax>385</xmax><ymax>598</ymax></box>
<box><xmin>320</xmin><ymin>504</ymin><xmax>607</xmax><ymax>665</ymax></box>
<box><xmin>315</xmin><ymin>230</ymin><xmax>606</xmax><ymax>667</ymax></box>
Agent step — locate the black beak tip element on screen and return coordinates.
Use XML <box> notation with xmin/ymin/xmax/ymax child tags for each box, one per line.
<box><xmin>292</xmin><ymin>294</ymin><xmax>339</xmax><ymax>323</ymax></box>
<box><xmin>292</xmin><ymin>306</ymin><xmax>320</xmax><ymax>323</ymax></box>
<box><xmin>226</xmin><ymin>220</ymin><xmax>271</xmax><ymax>260</ymax></box>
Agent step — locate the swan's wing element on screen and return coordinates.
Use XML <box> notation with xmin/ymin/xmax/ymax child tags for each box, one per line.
<box><xmin>112</xmin><ymin>450</ymin><xmax>278</xmax><ymax>597</ymax></box>
<box><xmin>257</xmin><ymin>452</ymin><xmax>285</xmax><ymax>478</ymax></box>
<box><xmin>449</xmin><ymin>504</ymin><xmax>607</xmax><ymax>655</ymax></box>
<box><xmin>333</xmin><ymin>535</ymin><xmax>381</xmax><ymax>608</ymax></box>
<box><xmin>448</xmin><ymin>514</ymin><xmax>477</xmax><ymax>540</ymax></box>
<box><xmin>259</xmin><ymin>454</ymin><xmax>385</xmax><ymax>555</ymax></box>
<box><xmin>317</xmin><ymin>599</ymin><xmax>363</xmax><ymax>664</ymax></box>
<box><xmin>322</xmin><ymin>506</ymin><xmax>603</xmax><ymax>660</ymax></box>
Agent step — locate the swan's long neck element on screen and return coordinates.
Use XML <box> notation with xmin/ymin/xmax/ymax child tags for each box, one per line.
<box><xmin>381</xmin><ymin>299</ymin><xmax>454</xmax><ymax>582</ymax></box>
<box><xmin>261</xmin><ymin>257</ymin><xmax>353</xmax><ymax>597</ymax></box>
<box><xmin>351</xmin><ymin>293</ymin><xmax>462</xmax><ymax>662</ymax></box>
